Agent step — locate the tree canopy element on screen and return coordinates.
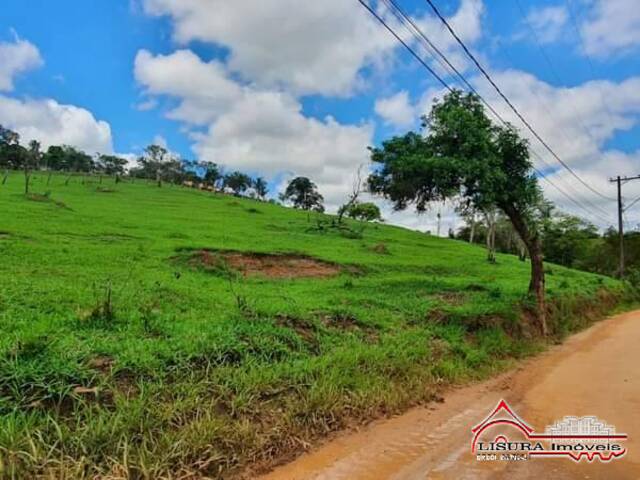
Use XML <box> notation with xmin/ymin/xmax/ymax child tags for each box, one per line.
<box><xmin>223</xmin><ymin>171</ymin><xmax>252</xmax><ymax>196</ymax></box>
<box><xmin>282</xmin><ymin>176</ymin><xmax>324</xmax><ymax>212</ymax></box>
<box><xmin>368</xmin><ymin>90</ymin><xmax>548</xmax><ymax>333</ymax></box>
<box><xmin>339</xmin><ymin>201</ymin><xmax>382</xmax><ymax>222</ymax></box>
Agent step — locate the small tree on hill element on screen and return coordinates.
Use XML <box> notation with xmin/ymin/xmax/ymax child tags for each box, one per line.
<box><xmin>368</xmin><ymin>91</ymin><xmax>547</xmax><ymax>334</ymax></box>
<box><xmin>0</xmin><ymin>125</ymin><xmax>22</xmax><ymax>185</ymax></box>
<box><xmin>282</xmin><ymin>176</ymin><xmax>324</xmax><ymax>212</ymax></box>
<box><xmin>137</xmin><ymin>144</ymin><xmax>169</xmax><ymax>187</ymax></box>
<box><xmin>201</xmin><ymin>161</ymin><xmax>221</xmax><ymax>188</ymax></box>
<box><xmin>24</xmin><ymin>140</ymin><xmax>41</xmax><ymax>194</ymax></box>
<box><xmin>98</xmin><ymin>155</ymin><xmax>128</xmax><ymax>183</ymax></box>
<box><xmin>223</xmin><ymin>171</ymin><xmax>252</xmax><ymax>196</ymax></box>
<box><xmin>337</xmin><ymin>165</ymin><xmax>365</xmax><ymax>225</ymax></box>
<box><xmin>253</xmin><ymin>177</ymin><xmax>268</xmax><ymax>200</ymax></box>
<box><xmin>339</xmin><ymin>201</ymin><xmax>382</xmax><ymax>222</ymax></box>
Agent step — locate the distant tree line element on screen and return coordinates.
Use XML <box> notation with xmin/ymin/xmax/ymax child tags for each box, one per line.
<box><xmin>454</xmin><ymin>201</ymin><xmax>640</xmax><ymax>281</ymax></box>
<box><xmin>1</xmin><ymin>124</ymin><xmax>392</xmax><ymax>225</ymax></box>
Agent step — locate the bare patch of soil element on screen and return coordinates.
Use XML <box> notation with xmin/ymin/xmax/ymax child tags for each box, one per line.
<box><xmin>369</xmin><ymin>243</ymin><xmax>390</xmax><ymax>255</ymax></box>
<box><xmin>26</xmin><ymin>193</ymin><xmax>71</xmax><ymax>210</ymax></box>
<box><xmin>87</xmin><ymin>355</ymin><xmax>114</xmax><ymax>373</ymax></box>
<box><xmin>432</xmin><ymin>291</ymin><xmax>467</xmax><ymax>306</ymax></box>
<box><xmin>188</xmin><ymin>249</ymin><xmax>342</xmax><ymax>279</ymax></box>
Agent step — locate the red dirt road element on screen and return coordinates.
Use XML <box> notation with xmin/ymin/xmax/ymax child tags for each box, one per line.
<box><xmin>260</xmin><ymin>310</ymin><xmax>640</xmax><ymax>479</ymax></box>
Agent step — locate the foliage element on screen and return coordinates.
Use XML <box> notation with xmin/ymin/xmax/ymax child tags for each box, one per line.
<box><xmin>368</xmin><ymin>90</ymin><xmax>547</xmax><ymax>332</ymax></box>
<box><xmin>339</xmin><ymin>201</ymin><xmax>382</xmax><ymax>222</ymax></box>
<box><xmin>223</xmin><ymin>171</ymin><xmax>253</xmax><ymax>195</ymax></box>
<box><xmin>201</xmin><ymin>161</ymin><xmax>221</xmax><ymax>187</ymax></box>
<box><xmin>96</xmin><ymin>154</ymin><xmax>128</xmax><ymax>179</ymax></box>
<box><xmin>0</xmin><ymin>125</ymin><xmax>273</xmax><ymax>200</ymax></box>
<box><xmin>253</xmin><ymin>176</ymin><xmax>268</xmax><ymax>199</ymax></box>
<box><xmin>0</xmin><ymin>172</ymin><xmax>624</xmax><ymax>478</ymax></box>
<box><xmin>282</xmin><ymin>176</ymin><xmax>325</xmax><ymax>211</ymax></box>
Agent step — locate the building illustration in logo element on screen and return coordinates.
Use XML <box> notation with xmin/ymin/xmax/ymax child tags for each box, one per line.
<box><xmin>471</xmin><ymin>400</ymin><xmax>628</xmax><ymax>463</ymax></box>
<box><xmin>545</xmin><ymin>416</ymin><xmax>616</xmax><ymax>437</ymax></box>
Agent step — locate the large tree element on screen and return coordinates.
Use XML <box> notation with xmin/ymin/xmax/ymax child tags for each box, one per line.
<box><xmin>223</xmin><ymin>171</ymin><xmax>252</xmax><ymax>196</ymax></box>
<box><xmin>368</xmin><ymin>91</ymin><xmax>548</xmax><ymax>334</ymax></box>
<box><xmin>253</xmin><ymin>177</ymin><xmax>268</xmax><ymax>200</ymax></box>
<box><xmin>0</xmin><ymin>125</ymin><xmax>24</xmax><ymax>185</ymax></box>
<box><xmin>137</xmin><ymin>144</ymin><xmax>169</xmax><ymax>187</ymax></box>
<box><xmin>282</xmin><ymin>176</ymin><xmax>324</xmax><ymax>212</ymax></box>
<box><xmin>97</xmin><ymin>154</ymin><xmax>128</xmax><ymax>183</ymax></box>
<box><xmin>201</xmin><ymin>161</ymin><xmax>222</xmax><ymax>188</ymax></box>
<box><xmin>340</xmin><ymin>201</ymin><xmax>382</xmax><ymax>222</ymax></box>
<box><xmin>24</xmin><ymin>140</ymin><xmax>41</xmax><ymax>194</ymax></box>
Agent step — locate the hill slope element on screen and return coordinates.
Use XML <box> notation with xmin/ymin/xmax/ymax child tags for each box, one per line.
<box><xmin>0</xmin><ymin>174</ymin><xmax>624</xmax><ymax>478</ymax></box>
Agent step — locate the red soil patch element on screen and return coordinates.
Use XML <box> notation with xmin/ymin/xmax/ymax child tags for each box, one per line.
<box><xmin>195</xmin><ymin>250</ymin><xmax>341</xmax><ymax>279</ymax></box>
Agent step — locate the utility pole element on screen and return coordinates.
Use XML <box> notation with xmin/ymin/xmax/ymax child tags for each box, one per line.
<box><xmin>609</xmin><ymin>174</ymin><xmax>640</xmax><ymax>278</ymax></box>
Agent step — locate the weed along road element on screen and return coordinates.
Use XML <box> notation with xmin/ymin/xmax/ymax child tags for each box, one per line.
<box><xmin>259</xmin><ymin>310</ymin><xmax>640</xmax><ymax>480</ymax></box>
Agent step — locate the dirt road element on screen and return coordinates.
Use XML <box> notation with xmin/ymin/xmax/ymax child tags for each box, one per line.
<box><xmin>260</xmin><ymin>310</ymin><xmax>640</xmax><ymax>479</ymax></box>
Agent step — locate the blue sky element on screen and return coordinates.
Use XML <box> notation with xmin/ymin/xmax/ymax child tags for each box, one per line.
<box><xmin>1</xmin><ymin>0</ymin><xmax>640</xmax><ymax>232</ymax></box>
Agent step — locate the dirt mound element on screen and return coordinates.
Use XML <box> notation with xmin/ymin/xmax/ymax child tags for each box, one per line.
<box><xmin>192</xmin><ymin>250</ymin><xmax>341</xmax><ymax>279</ymax></box>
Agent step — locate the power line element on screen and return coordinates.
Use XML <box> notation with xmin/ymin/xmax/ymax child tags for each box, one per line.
<box><xmin>379</xmin><ymin>0</ymin><xmax>503</xmax><ymax>121</ymax></box>
<box><xmin>625</xmin><ymin>194</ymin><xmax>640</xmax><ymax>213</ymax></box>
<box><xmin>514</xmin><ymin>0</ymin><xmax>607</xmax><ymax>166</ymax></box>
<box><xmin>461</xmin><ymin>0</ymin><xmax>613</xmax><ymax>220</ymax></box>
<box><xmin>361</xmin><ymin>0</ymin><xmax>611</xmax><ymax>226</ymax></box>
<box><xmin>422</xmin><ymin>0</ymin><xmax>615</xmax><ymax>203</ymax></box>
<box><xmin>380</xmin><ymin>0</ymin><xmax>459</xmax><ymax>84</ymax></box>
<box><xmin>564</xmin><ymin>0</ymin><xmax>619</xmax><ymax>123</ymax></box>
<box><xmin>358</xmin><ymin>0</ymin><xmax>609</xmax><ymax>224</ymax></box>
<box><xmin>461</xmin><ymin>2</ymin><xmax>612</xmax><ymax>220</ymax></box>
<box><xmin>356</xmin><ymin>0</ymin><xmax>452</xmax><ymax>93</ymax></box>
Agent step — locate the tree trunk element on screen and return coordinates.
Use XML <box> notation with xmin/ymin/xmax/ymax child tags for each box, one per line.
<box><xmin>24</xmin><ymin>168</ymin><xmax>30</xmax><ymax>195</ymax></box>
<box><xmin>502</xmin><ymin>204</ymin><xmax>547</xmax><ymax>335</ymax></box>
<box><xmin>47</xmin><ymin>171</ymin><xmax>52</xmax><ymax>186</ymax></box>
<box><xmin>156</xmin><ymin>170</ymin><xmax>162</xmax><ymax>188</ymax></box>
<box><xmin>469</xmin><ymin>214</ymin><xmax>476</xmax><ymax>244</ymax></box>
<box><xmin>483</xmin><ymin>211</ymin><xmax>497</xmax><ymax>263</ymax></box>
<box><xmin>528</xmin><ymin>237</ymin><xmax>546</xmax><ymax>333</ymax></box>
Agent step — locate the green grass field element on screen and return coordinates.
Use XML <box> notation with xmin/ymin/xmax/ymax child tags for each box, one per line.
<box><xmin>0</xmin><ymin>173</ymin><xmax>626</xmax><ymax>478</ymax></box>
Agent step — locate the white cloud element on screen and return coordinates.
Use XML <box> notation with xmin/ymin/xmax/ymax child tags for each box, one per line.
<box><xmin>474</xmin><ymin>71</ymin><xmax>640</xmax><ymax>170</ymax></box>
<box><xmin>135</xmin><ymin>97</ymin><xmax>158</xmax><ymax>111</ymax></box>
<box><xmin>134</xmin><ymin>49</ymin><xmax>243</xmax><ymax>124</ymax></box>
<box><xmin>0</xmin><ymin>36</ymin><xmax>43</xmax><ymax>91</ymax></box>
<box><xmin>375</xmin><ymin>86</ymin><xmax>447</xmax><ymax>129</ymax></box>
<box><xmin>469</xmin><ymin>69</ymin><xmax>640</xmax><ymax>227</ymax></box>
<box><xmin>522</xmin><ymin>5</ymin><xmax>568</xmax><ymax>44</ymax></box>
<box><xmin>580</xmin><ymin>0</ymin><xmax>640</xmax><ymax>57</ymax></box>
<box><xmin>375</xmin><ymin>91</ymin><xmax>416</xmax><ymax>128</ymax></box>
<box><xmin>193</xmin><ymin>91</ymin><xmax>373</xmax><ymax>209</ymax></box>
<box><xmin>0</xmin><ymin>95</ymin><xmax>113</xmax><ymax>153</ymax></box>
<box><xmin>141</xmin><ymin>0</ymin><xmax>485</xmax><ymax>97</ymax></box>
<box><xmin>411</xmin><ymin>0</ymin><xmax>485</xmax><ymax>74</ymax></box>
<box><xmin>152</xmin><ymin>134</ymin><xmax>168</xmax><ymax>149</ymax></box>
<box><xmin>0</xmin><ymin>34</ymin><xmax>115</xmax><ymax>156</ymax></box>
<box><xmin>132</xmin><ymin>0</ymin><xmax>487</xmax><ymax>219</ymax></box>
<box><xmin>135</xmin><ymin>49</ymin><xmax>373</xmax><ymax>209</ymax></box>
<box><xmin>142</xmin><ymin>0</ymin><xmax>397</xmax><ymax>97</ymax></box>
<box><xmin>372</xmin><ymin>69</ymin><xmax>640</xmax><ymax>229</ymax></box>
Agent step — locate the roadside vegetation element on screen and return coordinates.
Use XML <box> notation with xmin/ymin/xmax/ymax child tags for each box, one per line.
<box><xmin>0</xmin><ymin>171</ymin><xmax>629</xmax><ymax>478</ymax></box>
<box><xmin>0</xmin><ymin>93</ymin><xmax>637</xmax><ymax>478</ymax></box>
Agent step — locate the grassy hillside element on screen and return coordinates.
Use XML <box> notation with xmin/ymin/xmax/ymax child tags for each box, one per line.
<box><xmin>0</xmin><ymin>173</ymin><xmax>624</xmax><ymax>478</ymax></box>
